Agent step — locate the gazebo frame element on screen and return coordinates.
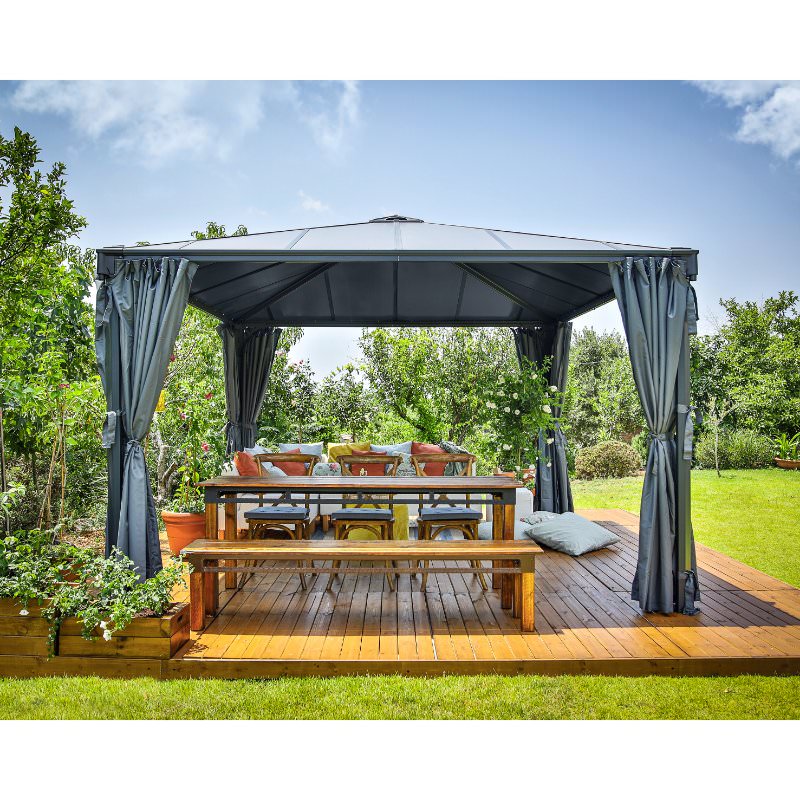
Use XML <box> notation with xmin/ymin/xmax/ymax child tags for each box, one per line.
<box><xmin>96</xmin><ymin>215</ymin><xmax>699</xmax><ymax>614</ymax></box>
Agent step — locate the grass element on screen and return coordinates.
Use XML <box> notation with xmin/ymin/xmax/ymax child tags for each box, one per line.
<box><xmin>572</xmin><ymin>468</ymin><xmax>800</xmax><ymax>588</ymax></box>
<box><xmin>0</xmin><ymin>674</ymin><xmax>798</xmax><ymax>719</ymax></box>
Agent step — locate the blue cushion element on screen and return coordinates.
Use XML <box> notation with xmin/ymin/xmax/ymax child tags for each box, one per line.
<box><xmin>523</xmin><ymin>512</ymin><xmax>620</xmax><ymax>556</ymax></box>
<box><xmin>418</xmin><ymin>507</ymin><xmax>482</xmax><ymax>521</ymax></box>
<box><xmin>244</xmin><ymin>505</ymin><xmax>309</xmax><ymax>520</ymax></box>
<box><xmin>330</xmin><ymin>508</ymin><xmax>394</xmax><ymax>521</ymax></box>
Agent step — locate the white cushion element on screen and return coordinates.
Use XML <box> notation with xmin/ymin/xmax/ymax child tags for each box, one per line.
<box><xmin>484</xmin><ymin>486</ymin><xmax>534</xmax><ymax>521</ymax></box>
<box><xmin>477</xmin><ymin>520</ymin><xmax>533</xmax><ymax>541</ymax></box>
<box><xmin>279</xmin><ymin>442</ymin><xmax>323</xmax><ymax>457</ymax></box>
<box><xmin>370</xmin><ymin>441</ymin><xmax>412</xmax><ymax>454</ymax></box>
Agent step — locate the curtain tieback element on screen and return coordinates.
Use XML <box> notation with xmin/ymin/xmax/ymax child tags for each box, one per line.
<box><xmin>647</xmin><ymin>432</ymin><xmax>670</xmax><ymax>442</ymax></box>
<box><xmin>101</xmin><ymin>410</ymin><xmax>121</xmax><ymax>449</ymax></box>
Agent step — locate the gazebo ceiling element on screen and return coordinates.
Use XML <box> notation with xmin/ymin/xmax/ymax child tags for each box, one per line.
<box><xmin>97</xmin><ymin>215</ymin><xmax>698</xmax><ymax>327</ymax></box>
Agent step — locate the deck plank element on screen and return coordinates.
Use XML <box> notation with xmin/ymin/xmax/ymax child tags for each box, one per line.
<box><xmin>168</xmin><ymin>511</ymin><xmax>800</xmax><ymax>675</ymax></box>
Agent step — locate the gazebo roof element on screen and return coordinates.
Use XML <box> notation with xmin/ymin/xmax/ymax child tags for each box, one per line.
<box><xmin>97</xmin><ymin>215</ymin><xmax>698</xmax><ymax>327</ymax></box>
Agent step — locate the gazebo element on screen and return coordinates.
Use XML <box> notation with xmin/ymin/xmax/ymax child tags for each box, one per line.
<box><xmin>95</xmin><ymin>215</ymin><xmax>700</xmax><ymax>615</ymax></box>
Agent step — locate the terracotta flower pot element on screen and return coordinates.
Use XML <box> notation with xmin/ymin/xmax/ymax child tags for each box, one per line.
<box><xmin>775</xmin><ymin>458</ymin><xmax>800</xmax><ymax>470</ymax></box>
<box><xmin>494</xmin><ymin>469</ymin><xmax>516</xmax><ymax>479</ymax></box>
<box><xmin>162</xmin><ymin>511</ymin><xmax>207</xmax><ymax>555</ymax></box>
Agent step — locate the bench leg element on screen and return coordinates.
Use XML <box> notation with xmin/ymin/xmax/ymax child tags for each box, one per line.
<box><xmin>521</xmin><ymin>560</ymin><xmax>535</xmax><ymax>632</ymax></box>
<box><xmin>224</xmin><ymin>501</ymin><xmax>238</xmax><ymax>590</ymax></box>
<box><xmin>500</xmin><ymin>502</ymin><xmax>515</xmax><ymax>609</ymax></box>
<box><xmin>513</xmin><ymin>571</ymin><xmax>522</xmax><ymax>619</ymax></box>
<box><xmin>190</xmin><ymin>570</ymin><xmax>206</xmax><ymax>631</ymax></box>
<box><xmin>204</xmin><ymin>560</ymin><xmax>218</xmax><ymax>616</ymax></box>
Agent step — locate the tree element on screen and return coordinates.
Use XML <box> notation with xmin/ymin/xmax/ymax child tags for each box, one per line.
<box><xmin>0</xmin><ymin>127</ymin><xmax>90</xmax><ymax>529</ymax></box>
<box><xmin>315</xmin><ymin>364</ymin><xmax>380</xmax><ymax>443</ymax></box>
<box><xmin>693</xmin><ymin>292</ymin><xmax>800</xmax><ymax>436</ymax></box>
<box><xmin>561</xmin><ymin>328</ymin><xmax>644</xmax><ymax>449</ymax></box>
<box><xmin>359</xmin><ymin>327</ymin><xmax>518</xmax><ymax>446</ymax></box>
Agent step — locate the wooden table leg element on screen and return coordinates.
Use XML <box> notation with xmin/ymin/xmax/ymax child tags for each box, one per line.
<box><xmin>491</xmin><ymin>493</ymin><xmax>502</xmax><ymax>590</ymax></box>
<box><xmin>204</xmin><ymin>494</ymin><xmax>219</xmax><ymax>612</ymax></box>
<box><xmin>224</xmin><ymin>497</ymin><xmax>237</xmax><ymax>589</ymax></box>
<box><xmin>189</xmin><ymin>567</ymin><xmax>205</xmax><ymax>631</ymax></box>
<box><xmin>521</xmin><ymin>557</ymin><xmax>535</xmax><ymax>632</ymax></box>
<box><xmin>501</xmin><ymin>499</ymin><xmax>515</xmax><ymax>610</ymax></box>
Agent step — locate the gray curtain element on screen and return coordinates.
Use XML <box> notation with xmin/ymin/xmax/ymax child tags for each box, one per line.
<box><xmin>610</xmin><ymin>256</ymin><xmax>699</xmax><ymax>614</ymax></box>
<box><xmin>218</xmin><ymin>324</ymin><xmax>282</xmax><ymax>454</ymax></box>
<box><xmin>513</xmin><ymin>322</ymin><xmax>573</xmax><ymax>513</ymax></box>
<box><xmin>96</xmin><ymin>257</ymin><xmax>197</xmax><ymax>578</ymax></box>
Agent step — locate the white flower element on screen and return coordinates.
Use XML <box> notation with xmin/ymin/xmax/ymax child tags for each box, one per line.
<box><xmin>512</xmin><ymin>392</ymin><xmax>519</xmax><ymax>399</ymax></box>
<box><xmin>514</xmin><ymin>409</ymin><xmax>521</xmax><ymax>415</ymax></box>
<box><xmin>542</xmin><ymin>404</ymin><xmax>552</xmax><ymax>414</ymax></box>
<box><xmin>504</xmin><ymin>406</ymin><xmax>511</xmax><ymax>413</ymax></box>
<box><xmin>99</xmin><ymin>620</ymin><xmax>108</xmax><ymax>630</ymax></box>
<box><xmin>486</xmin><ymin>401</ymin><xmax>495</xmax><ymax>409</ymax></box>
<box><xmin>514</xmin><ymin>466</ymin><xmax>521</xmax><ymax>471</ymax></box>
<box><xmin>502</xmin><ymin>444</ymin><xmax>512</xmax><ymax>451</ymax></box>
<box><xmin>549</xmin><ymin>385</ymin><xmax>558</xmax><ymax>393</ymax></box>
<box><xmin>546</xmin><ymin>437</ymin><xmax>554</xmax><ymax>445</ymax></box>
<box><xmin>19</xmin><ymin>608</ymin><xmax>29</xmax><ymax>616</ymax></box>
<box><xmin>103</xmin><ymin>629</ymin><xmax>113</xmax><ymax>641</ymax></box>
<box><xmin>546</xmin><ymin>462</ymin><xmax>552</xmax><ymax>468</ymax></box>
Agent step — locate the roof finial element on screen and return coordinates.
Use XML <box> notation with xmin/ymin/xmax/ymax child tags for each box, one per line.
<box><xmin>369</xmin><ymin>214</ymin><xmax>423</xmax><ymax>223</ymax></box>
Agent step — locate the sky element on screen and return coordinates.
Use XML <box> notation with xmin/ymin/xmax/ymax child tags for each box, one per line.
<box><xmin>1</xmin><ymin>80</ymin><xmax>798</xmax><ymax>376</ymax></box>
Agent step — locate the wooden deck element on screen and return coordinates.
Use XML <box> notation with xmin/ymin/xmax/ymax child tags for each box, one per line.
<box><xmin>167</xmin><ymin>509</ymin><xmax>800</xmax><ymax>677</ymax></box>
<box><xmin>3</xmin><ymin>509</ymin><xmax>799</xmax><ymax>679</ymax></box>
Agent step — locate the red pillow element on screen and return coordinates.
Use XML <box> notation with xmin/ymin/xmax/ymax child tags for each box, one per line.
<box><xmin>349</xmin><ymin>448</ymin><xmax>386</xmax><ymax>477</ymax></box>
<box><xmin>411</xmin><ymin>442</ymin><xmax>447</xmax><ymax>476</ymax></box>
<box><xmin>276</xmin><ymin>447</ymin><xmax>307</xmax><ymax>476</ymax></box>
<box><xmin>234</xmin><ymin>451</ymin><xmax>260</xmax><ymax>477</ymax></box>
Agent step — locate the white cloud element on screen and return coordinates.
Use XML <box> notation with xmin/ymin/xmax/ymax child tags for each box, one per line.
<box><xmin>298</xmin><ymin>190</ymin><xmax>330</xmax><ymax>212</ymax></box>
<box><xmin>11</xmin><ymin>80</ymin><xmax>360</xmax><ymax>166</ymax></box>
<box><xmin>280</xmin><ymin>80</ymin><xmax>360</xmax><ymax>154</ymax></box>
<box><xmin>693</xmin><ymin>80</ymin><xmax>800</xmax><ymax>163</ymax></box>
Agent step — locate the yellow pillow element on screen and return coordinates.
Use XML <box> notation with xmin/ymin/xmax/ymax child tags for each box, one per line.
<box><xmin>327</xmin><ymin>441</ymin><xmax>371</xmax><ymax>462</ymax></box>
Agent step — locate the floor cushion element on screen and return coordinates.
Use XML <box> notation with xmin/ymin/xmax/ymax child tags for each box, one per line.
<box><xmin>522</xmin><ymin>512</ymin><xmax>620</xmax><ymax>556</ymax></box>
<box><xmin>244</xmin><ymin>505</ymin><xmax>309</xmax><ymax>520</ymax></box>
<box><xmin>411</xmin><ymin>441</ymin><xmax>447</xmax><ymax>475</ymax></box>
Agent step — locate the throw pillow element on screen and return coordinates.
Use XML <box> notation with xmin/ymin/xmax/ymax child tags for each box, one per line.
<box><xmin>522</xmin><ymin>512</ymin><xmax>620</xmax><ymax>556</ymax></box>
<box><xmin>348</xmin><ymin>448</ymin><xmax>386</xmax><ymax>477</ymax></box>
<box><xmin>477</xmin><ymin>520</ymin><xmax>532</xmax><ymax>541</ymax></box>
<box><xmin>234</xmin><ymin>451</ymin><xmax>260</xmax><ymax>477</ymax></box>
<box><xmin>277</xmin><ymin>447</ymin><xmax>308</xmax><ymax>476</ymax></box>
<box><xmin>411</xmin><ymin>441</ymin><xmax>447</xmax><ymax>476</ymax></box>
<box><xmin>312</xmin><ymin>462</ymin><xmax>342</xmax><ymax>477</ymax></box>
<box><xmin>279</xmin><ymin>441</ymin><xmax>323</xmax><ymax>457</ymax></box>
<box><xmin>328</xmin><ymin>441</ymin><xmax>371</xmax><ymax>462</ymax></box>
<box><xmin>370</xmin><ymin>441</ymin><xmax>412</xmax><ymax>454</ymax></box>
<box><xmin>261</xmin><ymin>463</ymin><xmax>287</xmax><ymax>477</ymax></box>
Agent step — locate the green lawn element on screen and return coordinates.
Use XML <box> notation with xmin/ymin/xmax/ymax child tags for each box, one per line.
<box><xmin>0</xmin><ymin>674</ymin><xmax>798</xmax><ymax>719</ymax></box>
<box><xmin>573</xmin><ymin>468</ymin><xmax>800</xmax><ymax>588</ymax></box>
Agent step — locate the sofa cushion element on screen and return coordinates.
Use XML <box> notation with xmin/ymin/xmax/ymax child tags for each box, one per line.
<box><xmin>522</xmin><ymin>512</ymin><xmax>620</xmax><ymax>556</ymax></box>
<box><xmin>370</xmin><ymin>441</ymin><xmax>412</xmax><ymax>454</ymax></box>
<box><xmin>276</xmin><ymin>447</ymin><xmax>307</xmax><ymax>476</ymax></box>
<box><xmin>348</xmin><ymin>448</ymin><xmax>387</xmax><ymax>477</ymax></box>
<box><xmin>411</xmin><ymin>442</ymin><xmax>447</xmax><ymax>476</ymax></box>
<box><xmin>279</xmin><ymin>442</ymin><xmax>323</xmax><ymax>457</ymax></box>
<box><xmin>234</xmin><ymin>451</ymin><xmax>260</xmax><ymax>477</ymax></box>
<box><xmin>328</xmin><ymin>441</ymin><xmax>371</xmax><ymax>462</ymax></box>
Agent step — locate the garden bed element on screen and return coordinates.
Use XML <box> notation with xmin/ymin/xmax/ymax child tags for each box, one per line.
<box><xmin>0</xmin><ymin>598</ymin><xmax>189</xmax><ymax>660</ymax></box>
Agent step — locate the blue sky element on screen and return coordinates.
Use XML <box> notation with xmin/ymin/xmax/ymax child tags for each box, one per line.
<box><xmin>1</xmin><ymin>80</ymin><xmax>798</xmax><ymax>375</ymax></box>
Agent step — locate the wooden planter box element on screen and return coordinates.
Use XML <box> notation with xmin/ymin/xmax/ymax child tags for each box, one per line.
<box><xmin>58</xmin><ymin>603</ymin><xmax>189</xmax><ymax>659</ymax></box>
<box><xmin>0</xmin><ymin>598</ymin><xmax>52</xmax><ymax>657</ymax></box>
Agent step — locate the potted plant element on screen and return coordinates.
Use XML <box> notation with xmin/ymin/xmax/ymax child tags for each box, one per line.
<box><xmin>162</xmin><ymin>404</ymin><xmax>221</xmax><ymax>555</ymax></box>
<box><xmin>485</xmin><ymin>357</ymin><xmax>558</xmax><ymax>481</ymax></box>
<box><xmin>774</xmin><ymin>432</ymin><xmax>800</xmax><ymax>470</ymax></box>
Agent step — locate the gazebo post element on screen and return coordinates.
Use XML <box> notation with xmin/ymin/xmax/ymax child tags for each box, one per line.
<box><xmin>675</xmin><ymin>314</ymin><xmax>692</xmax><ymax>612</ymax></box>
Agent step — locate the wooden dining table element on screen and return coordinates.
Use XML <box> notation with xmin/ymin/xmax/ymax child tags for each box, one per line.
<box><xmin>197</xmin><ymin>474</ymin><xmax>522</xmax><ymax>614</ymax></box>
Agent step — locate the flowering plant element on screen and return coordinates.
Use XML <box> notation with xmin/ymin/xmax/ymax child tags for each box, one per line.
<box><xmin>0</xmin><ymin>529</ymin><xmax>187</xmax><ymax>654</ymax></box>
<box><xmin>484</xmin><ymin>356</ymin><xmax>561</xmax><ymax>478</ymax></box>
<box><xmin>169</xmin><ymin>394</ymin><xmax>223</xmax><ymax>514</ymax></box>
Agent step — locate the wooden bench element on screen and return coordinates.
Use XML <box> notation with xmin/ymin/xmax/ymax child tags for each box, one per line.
<box><xmin>181</xmin><ymin>539</ymin><xmax>542</xmax><ymax>632</ymax></box>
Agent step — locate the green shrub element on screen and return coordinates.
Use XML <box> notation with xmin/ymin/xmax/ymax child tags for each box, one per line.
<box><xmin>695</xmin><ymin>428</ymin><xmax>775</xmax><ymax>470</ymax></box>
<box><xmin>631</xmin><ymin>431</ymin><xmax>649</xmax><ymax>465</ymax></box>
<box><xmin>574</xmin><ymin>440</ymin><xmax>642</xmax><ymax>480</ymax></box>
